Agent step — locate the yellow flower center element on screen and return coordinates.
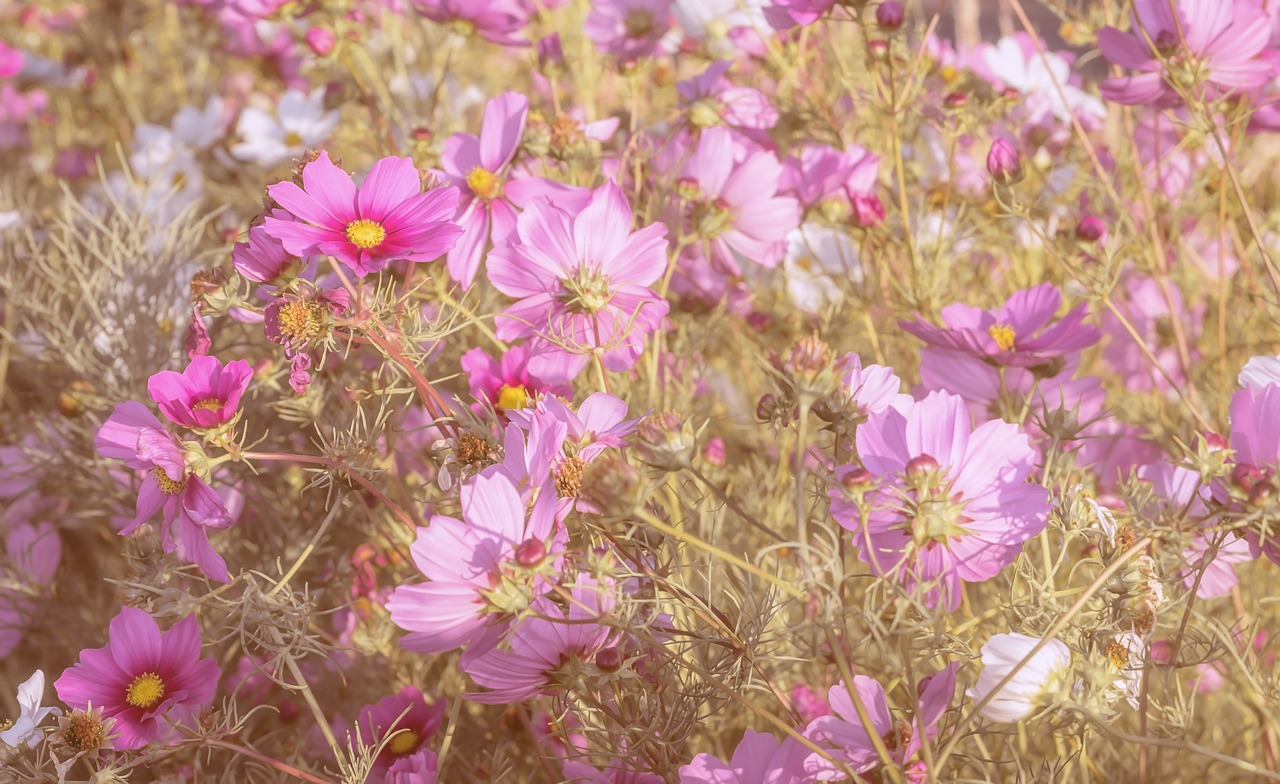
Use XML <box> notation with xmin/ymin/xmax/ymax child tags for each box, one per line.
<box><xmin>283</xmin><ymin>131</ymin><xmax>303</xmax><ymax>147</ymax></box>
<box><xmin>345</xmin><ymin>218</ymin><xmax>386</xmax><ymax>249</ymax></box>
<box><xmin>277</xmin><ymin>299</ymin><xmax>324</xmax><ymax>340</ymax></box>
<box><xmin>387</xmin><ymin>729</ymin><xmax>422</xmax><ymax>755</ymax></box>
<box><xmin>466</xmin><ymin>167</ymin><xmax>503</xmax><ymax>200</ymax></box>
<box><xmin>125</xmin><ymin>672</ymin><xmax>166</xmax><ymax>709</ymax></box>
<box><xmin>152</xmin><ymin>466</ymin><xmax>186</xmax><ymax>495</ymax></box>
<box><xmin>496</xmin><ymin>384</ymin><xmax>531</xmax><ymax>411</ymax></box>
<box><xmin>988</xmin><ymin>323</ymin><xmax>1016</xmax><ymax>352</ymax></box>
<box><xmin>191</xmin><ymin>397</ymin><xmax>224</xmax><ymax>412</ymax></box>
<box><xmin>0</xmin><ymin>719</ymin><xmax>12</xmax><ymax>732</ymax></box>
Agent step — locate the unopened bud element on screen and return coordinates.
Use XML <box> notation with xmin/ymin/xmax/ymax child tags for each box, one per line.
<box><xmin>987</xmin><ymin>138</ymin><xmax>1024</xmax><ymax>185</ymax></box>
<box><xmin>876</xmin><ymin>1</ymin><xmax>904</xmax><ymax>30</ymax></box>
<box><xmin>306</xmin><ymin>26</ymin><xmax>336</xmax><ymax>57</ymax></box>
<box><xmin>905</xmin><ymin>454</ymin><xmax>940</xmax><ymax>478</ymax></box>
<box><xmin>595</xmin><ymin>647</ymin><xmax>623</xmax><ymax>672</ymax></box>
<box><xmin>514</xmin><ymin>538</ymin><xmax>547</xmax><ymax>567</ymax></box>
<box><xmin>1076</xmin><ymin>215</ymin><xmax>1106</xmax><ymax>242</ymax></box>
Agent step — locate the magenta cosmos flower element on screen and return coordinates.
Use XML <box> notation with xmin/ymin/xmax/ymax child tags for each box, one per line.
<box><xmin>900</xmin><ymin>282</ymin><xmax>1100</xmax><ymax>371</ymax></box>
<box><xmin>54</xmin><ymin>607</ymin><xmax>219</xmax><ymax>750</ymax></box>
<box><xmin>264</xmin><ymin>151</ymin><xmax>462</xmax><ymax>277</ymax></box>
<box><xmin>438</xmin><ymin>92</ymin><xmax>587</xmax><ymax>289</ymax></box>
<box><xmin>232</xmin><ymin>224</ymin><xmax>300</xmax><ymax>285</ymax></box>
<box><xmin>487</xmin><ymin>181</ymin><xmax>670</xmax><ymax>382</ymax></box>
<box><xmin>1097</xmin><ymin>0</ymin><xmax>1274</xmax><ymax>107</ymax></box>
<box><xmin>831</xmin><ymin>391</ymin><xmax>1050</xmax><ymax>610</ymax></box>
<box><xmin>584</xmin><ymin>0</ymin><xmax>674</xmax><ymax>62</ymax></box>
<box><xmin>677</xmin><ymin>127</ymin><xmax>801</xmax><ymax>274</ymax></box>
<box><xmin>803</xmin><ymin>665</ymin><xmax>956</xmax><ymax>779</ymax></box>
<box><xmin>411</xmin><ymin>0</ymin><xmax>530</xmax><ymax>46</ymax></box>
<box><xmin>96</xmin><ymin>402</ymin><xmax>233</xmax><ymax>582</ymax></box>
<box><xmin>147</xmin><ymin>354</ymin><xmax>253</xmax><ymax>430</ymax></box>
<box><xmin>341</xmin><ymin>686</ymin><xmax>445</xmax><ymax>781</ymax></box>
<box><xmin>460</xmin><ymin>345</ymin><xmax>572</xmax><ymax>412</ymax></box>
<box><xmin>679</xmin><ymin>729</ymin><xmax>809</xmax><ymax>783</ymax></box>
<box><xmin>386</xmin><ymin>472</ymin><xmax>563</xmax><ymax>657</ymax></box>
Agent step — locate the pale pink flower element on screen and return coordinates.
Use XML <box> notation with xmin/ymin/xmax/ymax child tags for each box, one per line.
<box><xmin>386</xmin><ymin>473</ymin><xmax>563</xmax><ymax>657</ymax></box>
<box><xmin>147</xmin><ymin>354</ymin><xmax>253</xmax><ymax>430</ymax></box>
<box><xmin>676</xmin><ymin>127</ymin><xmax>801</xmax><ymax>274</ymax></box>
<box><xmin>831</xmin><ymin>391</ymin><xmax>1049</xmax><ymax>610</ymax></box>
<box><xmin>585</xmin><ymin>0</ymin><xmax>674</xmax><ymax>62</ymax></box>
<box><xmin>679</xmin><ymin>729</ymin><xmax>809</xmax><ymax>783</ymax></box>
<box><xmin>1097</xmin><ymin>0</ymin><xmax>1274</xmax><ymax>106</ymax></box>
<box><xmin>412</xmin><ymin>0</ymin><xmax>531</xmax><ymax>46</ymax></box>
<box><xmin>464</xmin><ymin>575</ymin><xmax>616</xmax><ymax>703</ymax></box>
<box><xmin>487</xmin><ymin>181</ymin><xmax>670</xmax><ymax>381</ymax></box>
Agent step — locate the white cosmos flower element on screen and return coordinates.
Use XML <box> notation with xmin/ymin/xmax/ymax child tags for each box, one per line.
<box><xmin>231</xmin><ymin>88</ymin><xmax>341</xmax><ymax>168</ymax></box>
<box><xmin>781</xmin><ymin>222</ymin><xmax>861</xmax><ymax>314</ymax></box>
<box><xmin>0</xmin><ymin>670</ymin><xmax>59</xmax><ymax>749</ymax></box>
<box><xmin>967</xmin><ymin>633</ymin><xmax>1073</xmax><ymax>722</ymax></box>
<box><xmin>1240</xmin><ymin>355</ymin><xmax>1280</xmax><ymax>391</ymax></box>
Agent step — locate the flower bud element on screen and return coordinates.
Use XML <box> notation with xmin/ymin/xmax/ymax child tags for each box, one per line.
<box><xmin>944</xmin><ymin>91</ymin><xmax>969</xmax><ymax>109</ymax></box>
<box><xmin>867</xmin><ymin>39</ymin><xmax>889</xmax><ymax>61</ymax></box>
<box><xmin>1232</xmin><ymin>464</ymin><xmax>1266</xmax><ymax>493</ymax></box>
<box><xmin>1076</xmin><ymin>215</ymin><xmax>1106</xmax><ymax>242</ymax></box>
<box><xmin>841</xmin><ymin>467</ymin><xmax>873</xmax><ymax>488</ymax></box>
<box><xmin>876</xmin><ymin>1</ymin><xmax>904</xmax><ymax>30</ymax></box>
<box><xmin>595</xmin><ymin>647</ymin><xmax>623</xmax><ymax>672</ymax></box>
<box><xmin>306</xmin><ymin>27</ymin><xmax>336</xmax><ymax>57</ymax></box>
<box><xmin>537</xmin><ymin>33</ymin><xmax>564</xmax><ymax>75</ymax></box>
<box><xmin>514</xmin><ymin>538</ymin><xmax>547</xmax><ymax>567</ymax></box>
<box><xmin>1200</xmin><ymin>432</ymin><xmax>1228</xmax><ymax>452</ymax></box>
<box><xmin>987</xmin><ymin>138</ymin><xmax>1024</xmax><ymax>185</ymax></box>
<box><xmin>851</xmin><ymin>193</ymin><xmax>885</xmax><ymax>228</ymax></box>
<box><xmin>905</xmin><ymin>454</ymin><xmax>940</xmax><ymax>479</ymax></box>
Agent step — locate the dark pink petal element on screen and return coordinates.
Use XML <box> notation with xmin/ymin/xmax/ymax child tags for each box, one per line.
<box><xmin>358</xmin><ymin>156</ymin><xmax>422</xmax><ymax>221</ymax></box>
<box><xmin>300</xmin><ymin>150</ymin><xmax>359</xmax><ymax>225</ymax></box>
<box><xmin>109</xmin><ymin>606</ymin><xmax>163</xmax><ymax>674</ymax></box>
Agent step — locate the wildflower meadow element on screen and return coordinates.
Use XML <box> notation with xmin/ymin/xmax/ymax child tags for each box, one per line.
<box><xmin>6</xmin><ymin>0</ymin><xmax>1280</xmax><ymax>781</ymax></box>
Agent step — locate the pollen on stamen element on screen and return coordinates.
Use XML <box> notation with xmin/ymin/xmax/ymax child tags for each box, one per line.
<box><xmin>988</xmin><ymin>323</ymin><xmax>1017</xmax><ymax>352</ymax></box>
<box><xmin>152</xmin><ymin>466</ymin><xmax>186</xmax><ymax>495</ymax></box>
<box><xmin>466</xmin><ymin>167</ymin><xmax>503</xmax><ymax>200</ymax></box>
<box><xmin>345</xmin><ymin>218</ymin><xmax>387</xmax><ymax>249</ymax></box>
<box><xmin>125</xmin><ymin>672</ymin><xmax>166</xmax><ymax>709</ymax></box>
<box><xmin>191</xmin><ymin>397</ymin><xmax>224</xmax><ymax>412</ymax></box>
<box><xmin>496</xmin><ymin>384</ymin><xmax>531</xmax><ymax>411</ymax></box>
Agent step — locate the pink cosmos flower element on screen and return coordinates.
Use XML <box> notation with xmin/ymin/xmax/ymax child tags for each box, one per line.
<box><xmin>95</xmin><ymin>401</ymin><xmax>233</xmax><ymax>582</ymax></box>
<box><xmin>781</xmin><ymin>143</ymin><xmax>880</xmax><ymax>219</ymax></box>
<box><xmin>803</xmin><ymin>665</ymin><xmax>956</xmax><ymax>779</ymax></box>
<box><xmin>1216</xmin><ymin>383</ymin><xmax>1280</xmax><ymax>564</ymax></box>
<box><xmin>1097</xmin><ymin>0</ymin><xmax>1274</xmax><ymax>107</ymax></box>
<box><xmin>54</xmin><ymin>607</ymin><xmax>219</xmax><ymax>750</ymax></box>
<box><xmin>500</xmin><ymin>392</ymin><xmax>643</xmax><ymax>508</ymax></box>
<box><xmin>677</xmin><ymin>127</ymin><xmax>802</xmax><ymax>274</ymax></box>
<box><xmin>487</xmin><ymin>181</ymin><xmax>670</xmax><ymax>381</ymax></box>
<box><xmin>900</xmin><ymin>283</ymin><xmax>1100</xmax><ymax>371</ymax></box>
<box><xmin>679</xmin><ymin>729</ymin><xmax>810</xmax><ymax>783</ymax></box>
<box><xmin>1102</xmin><ymin>275</ymin><xmax>1201</xmax><ymax>393</ymax></box>
<box><xmin>677</xmin><ymin>61</ymin><xmax>778</xmax><ymax>137</ymax></box>
<box><xmin>386</xmin><ymin>472</ymin><xmax>563</xmax><ymax>657</ymax></box>
<box><xmin>437</xmin><ymin>92</ymin><xmax>587</xmax><ymax>289</ymax></box>
<box><xmin>459</xmin><ymin>345</ymin><xmax>572</xmax><ymax>412</ymax></box>
<box><xmin>387</xmin><ymin>750</ymin><xmax>439</xmax><ymax>784</ymax></box>
<box><xmin>831</xmin><ymin>391</ymin><xmax>1050</xmax><ymax>610</ymax></box>
<box><xmin>263</xmin><ymin>281</ymin><xmax>350</xmax><ymax>395</ymax></box>
<box><xmin>264</xmin><ymin>151</ymin><xmax>462</xmax><ymax>277</ymax></box>
<box><xmin>341</xmin><ymin>687</ymin><xmax>445</xmax><ymax>781</ymax></box>
<box><xmin>0</xmin><ymin>41</ymin><xmax>23</xmax><ymax>78</ymax></box>
<box><xmin>464</xmin><ymin>575</ymin><xmax>616</xmax><ymax>703</ymax></box>
<box><xmin>0</xmin><ymin>522</ymin><xmax>61</xmax><ymax>658</ymax></box>
<box><xmin>584</xmin><ymin>0</ymin><xmax>674</xmax><ymax>62</ymax></box>
<box><xmin>147</xmin><ymin>354</ymin><xmax>253</xmax><ymax>430</ymax></box>
<box><xmin>1138</xmin><ymin>460</ymin><xmax>1253</xmax><ymax>598</ymax></box>
<box><xmin>764</xmin><ymin>0</ymin><xmax>836</xmax><ymax>30</ymax></box>
<box><xmin>232</xmin><ymin>224</ymin><xmax>300</xmax><ymax>285</ymax></box>
<box><xmin>411</xmin><ymin>0</ymin><xmax>531</xmax><ymax>47</ymax></box>
<box><xmin>837</xmin><ymin>352</ymin><xmax>912</xmax><ymax>416</ymax></box>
